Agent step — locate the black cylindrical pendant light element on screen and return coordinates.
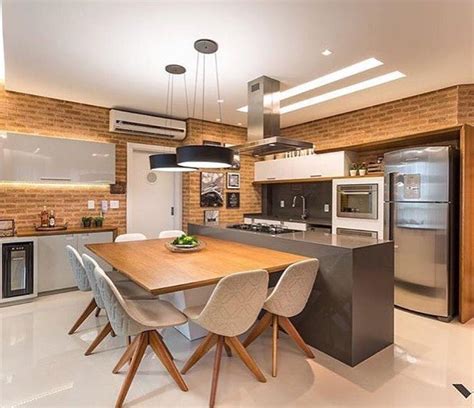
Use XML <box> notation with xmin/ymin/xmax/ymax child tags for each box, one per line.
<box><xmin>150</xmin><ymin>153</ymin><xmax>196</xmax><ymax>172</ymax></box>
<box><xmin>177</xmin><ymin>145</ymin><xmax>234</xmax><ymax>169</ymax></box>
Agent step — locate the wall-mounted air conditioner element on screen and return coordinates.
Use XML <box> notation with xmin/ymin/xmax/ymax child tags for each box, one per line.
<box><xmin>109</xmin><ymin>109</ymin><xmax>186</xmax><ymax>140</ymax></box>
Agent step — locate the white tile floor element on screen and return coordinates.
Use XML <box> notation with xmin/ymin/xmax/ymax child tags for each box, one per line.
<box><xmin>0</xmin><ymin>291</ymin><xmax>473</xmax><ymax>407</ymax></box>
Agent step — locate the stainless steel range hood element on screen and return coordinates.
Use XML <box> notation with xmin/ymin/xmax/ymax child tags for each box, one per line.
<box><xmin>233</xmin><ymin>76</ymin><xmax>313</xmax><ymax>156</ymax></box>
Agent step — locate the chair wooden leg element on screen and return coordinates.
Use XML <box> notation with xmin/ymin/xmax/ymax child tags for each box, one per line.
<box><xmin>209</xmin><ymin>336</ymin><xmax>224</xmax><ymax>408</ymax></box>
<box><xmin>226</xmin><ymin>336</ymin><xmax>266</xmax><ymax>383</ymax></box>
<box><xmin>272</xmin><ymin>315</ymin><xmax>278</xmax><ymax>377</ymax></box>
<box><xmin>242</xmin><ymin>312</ymin><xmax>272</xmax><ymax>347</ymax></box>
<box><xmin>149</xmin><ymin>331</ymin><xmax>188</xmax><ymax>392</ymax></box>
<box><xmin>113</xmin><ymin>335</ymin><xmax>140</xmax><ymax>374</ymax></box>
<box><xmin>156</xmin><ymin>331</ymin><xmax>174</xmax><ymax>361</ymax></box>
<box><xmin>278</xmin><ymin>316</ymin><xmax>315</xmax><ymax>358</ymax></box>
<box><xmin>95</xmin><ymin>307</ymin><xmax>101</xmax><ymax>317</ymax></box>
<box><xmin>84</xmin><ymin>322</ymin><xmax>113</xmax><ymax>356</ymax></box>
<box><xmin>115</xmin><ymin>332</ymin><xmax>148</xmax><ymax>408</ymax></box>
<box><xmin>181</xmin><ymin>333</ymin><xmax>217</xmax><ymax>374</ymax></box>
<box><xmin>224</xmin><ymin>343</ymin><xmax>232</xmax><ymax>357</ymax></box>
<box><xmin>68</xmin><ymin>298</ymin><xmax>97</xmax><ymax>334</ymax></box>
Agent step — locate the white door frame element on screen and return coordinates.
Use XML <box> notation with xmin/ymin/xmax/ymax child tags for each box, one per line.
<box><xmin>126</xmin><ymin>142</ymin><xmax>183</xmax><ymax>233</ymax></box>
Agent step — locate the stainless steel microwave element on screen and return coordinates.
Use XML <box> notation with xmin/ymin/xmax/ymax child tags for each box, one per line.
<box><xmin>336</xmin><ymin>184</ymin><xmax>378</xmax><ymax>219</ymax></box>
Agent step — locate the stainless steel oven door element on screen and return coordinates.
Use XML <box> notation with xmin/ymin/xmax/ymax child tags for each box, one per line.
<box><xmin>337</xmin><ymin>184</ymin><xmax>378</xmax><ymax>219</ymax></box>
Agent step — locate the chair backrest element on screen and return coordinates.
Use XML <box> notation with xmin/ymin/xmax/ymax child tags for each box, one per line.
<box><xmin>66</xmin><ymin>245</ymin><xmax>90</xmax><ymax>292</ymax></box>
<box><xmin>158</xmin><ymin>230</ymin><xmax>185</xmax><ymax>239</ymax></box>
<box><xmin>91</xmin><ymin>263</ymin><xmax>144</xmax><ymax>336</ymax></box>
<box><xmin>195</xmin><ymin>270</ymin><xmax>269</xmax><ymax>337</ymax></box>
<box><xmin>115</xmin><ymin>233</ymin><xmax>147</xmax><ymax>243</ymax></box>
<box><xmin>264</xmin><ymin>259</ymin><xmax>319</xmax><ymax>318</ymax></box>
<box><xmin>81</xmin><ymin>254</ymin><xmax>105</xmax><ymax>309</ymax></box>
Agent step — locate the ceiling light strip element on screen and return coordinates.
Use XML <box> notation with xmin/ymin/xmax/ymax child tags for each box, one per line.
<box><xmin>280</xmin><ymin>71</ymin><xmax>406</xmax><ymax>114</ymax></box>
<box><xmin>237</xmin><ymin>57</ymin><xmax>383</xmax><ymax>113</ymax></box>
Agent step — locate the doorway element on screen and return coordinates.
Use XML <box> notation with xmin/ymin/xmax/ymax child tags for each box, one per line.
<box><xmin>126</xmin><ymin>143</ymin><xmax>182</xmax><ymax>239</ymax></box>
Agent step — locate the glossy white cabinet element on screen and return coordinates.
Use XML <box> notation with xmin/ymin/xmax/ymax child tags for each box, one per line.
<box><xmin>38</xmin><ymin>235</ymin><xmax>77</xmax><ymax>292</ymax></box>
<box><xmin>37</xmin><ymin>231</ymin><xmax>114</xmax><ymax>293</ymax></box>
<box><xmin>0</xmin><ymin>131</ymin><xmax>115</xmax><ymax>184</ymax></box>
<box><xmin>254</xmin><ymin>151</ymin><xmax>354</xmax><ymax>182</ymax></box>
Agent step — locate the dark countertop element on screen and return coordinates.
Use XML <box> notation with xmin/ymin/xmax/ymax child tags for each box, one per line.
<box><xmin>200</xmin><ymin>223</ymin><xmax>388</xmax><ymax>249</ymax></box>
<box><xmin>243</xmin><ymin>213</ymin><xmax>332</xmax><ymax>227</ymax></box>
<box><xmin>16</xmin><ymin>226</ymin><xmax>118</xmax><ymax>237</ymax></box>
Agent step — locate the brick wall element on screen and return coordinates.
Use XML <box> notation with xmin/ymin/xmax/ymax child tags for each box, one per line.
<box><xmin>0</xmin><ymin>85</ymin><xmax>260</xmax><ymax>233</ymax></box>
<box><xmin>281</xmin><ymin>85</ymin><xmax>473</xmax><ymax>150</ymax></box>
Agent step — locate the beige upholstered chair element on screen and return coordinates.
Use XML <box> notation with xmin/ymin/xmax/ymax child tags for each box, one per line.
<box><xmin>181</xmin><ymin>270</ymin><xmax>269</xmax><ymax>408</ymax></box>
<box><xmin>66</xmin><ymin>245</ymin><xmax>95</xmax><ymax>334</ymax></box>
<box><xmin>115</xmin><ymin>233</ymin><xmax>147</xmax><ymax>242</ymax></box>
<box><xmin>243</xmin><ymin>259</ymin><xmax>319</xmax><ymax>377</ymax></box>
<box><xmin>92</xmin><ymin>263</ymin><xmax>188</xmax><ymax>408</ymax></box>
<box><xmin>81</xmin><ymin>254</ymin><xmax>156</xmax><ymax>356</ymax></box>
<box><xmin>158</xmin><ymin>230</ymin><xmax>185</xmax><ymax>239</ymax></box>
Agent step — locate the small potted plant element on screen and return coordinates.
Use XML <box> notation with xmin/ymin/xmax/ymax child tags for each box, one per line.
<box><xmin>359</xmin><ymin>162</ymin><xmax>367</xmax><ymax>176</ymax></box>
<box><xmin>82</xmin><ymin>216</ymin><xmax>93</xmax><ymax>228</ymax></box>
<box><xmin>94</xmin><ymin>216</ymin><xmax>104</xmax><ymax>228</ymax></box>
<box><xmin>350</xmin><ymin>163</ymin><xmax>358</xmax><ymax>177</ymax></box>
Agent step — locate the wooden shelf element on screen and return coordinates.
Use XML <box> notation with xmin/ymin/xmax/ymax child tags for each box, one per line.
<box><xmin>252</xmin><ymin>172</ymin><xmax>384</xmax><ymax>185</ymax></box>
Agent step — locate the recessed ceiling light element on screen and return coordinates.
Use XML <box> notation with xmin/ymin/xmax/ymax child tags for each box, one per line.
<box><xmin>216</xmin><ymin>118</ymin><xmax>221</xmax><ymax>122</ymax></box>
<box><xmin>237</xmin><ymin>57</ymin><xmax>383</xmax><ymax>113</ymax></box>
<box><xmin>237</xmin><ymin>122</ymin><xmax>242</xmax><ymax>126</ymax></box>
<box><xmin>217</xmin><ymin>99</ymin><xmax>224</xmax><ymax>103</ymax></box>
<box><xmin>322</xmin><ymin>49</ymin><xmax>332</xmax><ymax>56</ymax></box>
<box><xmin>280</xmin><ymin>71</ymin><xmax>406</xmax><ymax>114</ymax></box>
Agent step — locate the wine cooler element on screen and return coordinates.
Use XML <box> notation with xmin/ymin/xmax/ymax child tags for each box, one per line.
<box><xmin>2</xmin><ymin>241</ymin><xmax>34</xmax><ymax>298</ymax></box>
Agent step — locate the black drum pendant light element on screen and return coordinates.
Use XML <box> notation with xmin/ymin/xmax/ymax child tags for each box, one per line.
<box><xmin>176</xmin><ymin>39</ymin><xmax>234</xmax><ymax>169</ymax></box>
<box><xmin>150</xmin><ymin>64</ymin><xmax>196</xmax><ymax>172</ymax></box>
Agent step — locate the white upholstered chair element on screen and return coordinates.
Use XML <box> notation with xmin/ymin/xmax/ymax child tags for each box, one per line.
<box><xmin>92</xmin><ymin>263</ymin><xmax>188</xmax><ymax>408</ymax></box>
<box><xmin>81</xmin><ymin>254</ymin><xmax>156</xmax><ymax>356</ymax></box>
<box><xmin>181</xmin><ymin>270</ymin><xmax>269</xmax><ymax>408</ymax></box>
<box><xmin>243</xmin><ymin>259</ymin><xmax>319</xmax><ymax>377</ymax></box>
<box><xmin>158</xmin><ymin>230</ymin><xmax>185</xmax><ymax>239</ymax></box>
<box><xmin>115</xmin><ymin>233</ymin><xmax>147</xmax><ymax>242</ymax></box>
<box><xmin>66</xmin><ymin>246</ymin><xmax>95</xmax><ymax>334</ymax></box>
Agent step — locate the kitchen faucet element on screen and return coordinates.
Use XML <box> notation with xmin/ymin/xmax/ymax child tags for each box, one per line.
<box><xmin>292</xmin><ymin>195</ymin><xmax>308</xmax><ymax>220</ymax></box>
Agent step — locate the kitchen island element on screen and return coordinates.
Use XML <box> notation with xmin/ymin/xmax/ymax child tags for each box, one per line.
<box><xmin>188</xmin><ymin>223</ymin><xmax>394</xmax><ymax>367</ymax></box>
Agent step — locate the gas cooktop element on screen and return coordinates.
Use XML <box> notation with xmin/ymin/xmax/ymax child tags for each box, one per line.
<box><xmin>227</xmin><ymin>223</ymin><xmax>298</xmax><ymax>235</ymax></box>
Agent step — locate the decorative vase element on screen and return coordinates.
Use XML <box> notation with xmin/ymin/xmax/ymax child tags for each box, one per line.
<box><xmin>359</xmin><ymin>169</ymin><xmax>367</xmax><ymax>176</ymax></box>
<box><xmin>350</xmin><ymin>170</ymin><xmax>357</xmax><ymax>177</ymax></box>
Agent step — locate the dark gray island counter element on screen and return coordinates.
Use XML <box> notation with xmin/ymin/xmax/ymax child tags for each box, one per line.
<box><xmin>188</xmin><ymin>223</ymin><xmax>394</xmax><ymax>367</ymax></box>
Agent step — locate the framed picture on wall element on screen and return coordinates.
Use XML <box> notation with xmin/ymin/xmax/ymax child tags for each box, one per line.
<box><xmin>224</xmin><ymin>143</ymin><xmax>241</xmax><ymax>170</ymax></box>
<box><xmin>200</xmin><ymin>172</ymin><xmax>224</xmax><ymax>207</ymax></box>
<box><xmin>204</xmin><ymin>210</ymin><xmax>219</xmax><ymax>226</ymax></box>
<box><xmin>226</xmin><ymin>192</ymin><xmax>240</xmax><ymax>209</ymax></box>
<box><xmin>226</xmin><ymin>172</ymin><xmax>240</xmax><ymax>189</ymax></box>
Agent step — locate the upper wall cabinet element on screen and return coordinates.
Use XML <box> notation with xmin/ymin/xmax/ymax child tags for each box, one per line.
<box><xmin>0</xmin><ymin>132</ymin><xmax>116</xmax><ymax>184</ymax></box>
<box><xmin>254</xmin><ymin>151</ymin><xmax>355</xmax><ymax>182</ymax></box>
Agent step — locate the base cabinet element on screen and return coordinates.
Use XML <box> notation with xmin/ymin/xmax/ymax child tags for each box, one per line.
<box><xmin>38</xmin><ymin>232</ymin><xmax>113</xmax><ymax>293</ymax></box>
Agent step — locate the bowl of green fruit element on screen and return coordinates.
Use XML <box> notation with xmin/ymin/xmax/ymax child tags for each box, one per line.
<box><xmin>165</xmin><ymin>234</ymin><xmax>205</xmax><ymax>253</ymax></box>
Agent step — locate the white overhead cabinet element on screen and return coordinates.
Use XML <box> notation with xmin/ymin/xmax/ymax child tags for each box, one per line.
<box><xmin>0</xmin><ymin>132</ymin><xmax>116</xmax><ymax>184</ymax></box>
<box><xmin>254</xmin><ymin>151</ymin><xmax>354</xmax><ymax>182</ymax></box>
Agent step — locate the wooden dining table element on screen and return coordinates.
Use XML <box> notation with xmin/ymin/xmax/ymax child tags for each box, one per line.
<box><xmin>86</xmin><ymin>235</ymin><xmax>310</xmax><ymax>295</ymax></box>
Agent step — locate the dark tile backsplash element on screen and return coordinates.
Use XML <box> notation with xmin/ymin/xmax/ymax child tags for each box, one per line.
<box><xmin>264</xmin><ymin>181</ymin><xmax>332</xmax><ymax>222</ymax></box>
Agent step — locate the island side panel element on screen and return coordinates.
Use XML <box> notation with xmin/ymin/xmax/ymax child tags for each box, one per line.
<box><xmin>351</xmin><ymin>242</ymin><xmax>395</xmax><ymax>366</ymax></box>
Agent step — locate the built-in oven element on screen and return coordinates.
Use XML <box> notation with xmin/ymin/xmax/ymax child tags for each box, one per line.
<box><xmin>2</xmin><ymin>242</ymin><xmax>34</xmax><ymax>298</ymax></box>
<box><xmin>337</xmin><ymin>184</ymin><xmax>378</xmax><ymax>220</ymax></box>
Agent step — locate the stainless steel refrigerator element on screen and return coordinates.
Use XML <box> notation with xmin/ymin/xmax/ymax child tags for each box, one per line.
<box><xmin>384</xmin><ymin>146</ymin><xmax>458</xmax><ymax>320</ymax></box>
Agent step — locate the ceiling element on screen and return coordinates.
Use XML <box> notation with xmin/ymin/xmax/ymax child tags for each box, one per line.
<box><xmin>2</xmin><ymin>0</ymin><xmax>473</xmax><ymax>128</ymax></box>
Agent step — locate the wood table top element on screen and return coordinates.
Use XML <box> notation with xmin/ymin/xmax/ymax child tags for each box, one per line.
<box><xmin>86</xmin><ymin>235</ymin><xmax>310</xmax><ymax>295</ymax></box>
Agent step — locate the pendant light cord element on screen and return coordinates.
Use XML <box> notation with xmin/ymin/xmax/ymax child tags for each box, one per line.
<box><xmin>215</xmin><ymin>53</ymin><xmax>224</xmax><ymax>141</ymax></box>
<box><xmin>183</xmin><ymin>73</ymin><xmax>190</xmax><ymax>118</ymax></box>
<box><xmin>192</xmin><ymin>52</ymin><xmax>200</xmax><ymax>118</ymax></box>
<box><xmin>165</xmin><ymin>72</ymin><xmax>171</xmax><ymax>126</ymax></box>
<box><xmin>201</xmin><ymin>54</ymin><xmax>206</xmax><ymax>136</ymax></box>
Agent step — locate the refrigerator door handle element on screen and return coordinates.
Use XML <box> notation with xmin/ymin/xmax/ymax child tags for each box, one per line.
<box><xmin>384</xmin><ymin>202</ymin><xmax>394</xmax><ymax>241</ymax></box>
